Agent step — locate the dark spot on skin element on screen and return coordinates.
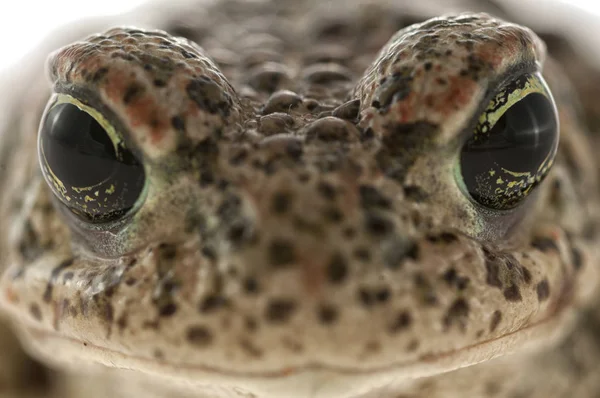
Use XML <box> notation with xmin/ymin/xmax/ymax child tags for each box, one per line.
<box><xmin>268</xmin><ymin>239</ymin><xmax>296</xmax><ymax>268</ymax></box>
<box><xmin>377</xmin><ymin>122</ymin><xmax>438</xmax><ymax>183</ymax></box>
<box><xmin>18</xmin><ymin>221</ymin><xmax>44</xmax><ymax>262</ymax></box>
<box><xmin>536</xmin><ymin>279</ymin><xmax>550</xmax><ymax>301</ymax></box>
<box><xmin>265</xmin><ymin>299</ymin><xmax>297</xmax><ymax>323</ymax></box>
<box><xmin>317</xmin><ymin>181</ymin><xmax>337</xmax><ymax>200</ymax></box>
<box><xmin>358</xmin><ymin>289</ymin><xmax>374</xmax><ymax>307</ymax></box>
<box><xmin>153</xmin><ymin>78</ymin><xmax>167</xmax><ymax>87</ymax></box>
<box><xmin>503</xmin><ymin>285</ymin><xmax>522</xmax><ymax>302</ymax></box>
<box><xmin>427</xmin><ymin>232</ymin><xmax>458</xmax><ymax>244</ymax></box>
<box><xmin>490</xmin><ymin>310</ymin><xmax>502</xmax><ymax>332</ymax></box>
<box><xmin>199</xmin><ymin>171</ymin><xmax>215</xmax><ymax>187</ymax></box>
<box><xmin>571</xmin><ymin>246</ymin><xmax>583</xmax><ymax>270</ymax></box>
<box><xmin>153</xmin><ymin>349</ymin><xmax>165</xmax><ymax>360</ymax></box>
<box><xmin>271</xmin><ymin>191</ymin><xmax>293</xmax><ymax>214</ymax></box>
<box><xmin>389</xmin><ymin>310</ymin><xmax>412</xmax><ymax>333</ymax></box>
<box><xmin>171</xmin><ymin>115</ymin><xmax>185</xmax><ymax>132</ymax></box>
<box><xmin>117</xmin><ymin>315</ymin><xmax>128</xmax><ymax>333</ymax></box>
<box><xmin>414</xmin><ymin>273</ymin><xmax>438</xmax><ymax>306</ymax></box>
<box><xmin>521</xmin><ymin>266</ymin><xmax>532</xmax><ymax>284</ymax></box>
<box><xmin>531</xmin><ymin>237</ymin><xmax>559</xmax><ymax>252</ymax></box>
<box><xmin>406</xmin><ymin>243</ymin><xmax>420</xmax><ymax>260</ymax></box>
<box><xmin>360</xmin><ymin>127</ymin><xmax>375</xmax><ymax>141</ymax></box>
<box><xmin>199</xmin><ymin>295</ymin><xmax>229</xmax><ymax>313</ymax></box>
<box><xmin>318</xmin><ymin>304</ymin><xmax>338</xmax><ymax>325</ymax></box>
<box><xmin>228</xmin><ymin>149</ymin><xmax>248</xmax><ymax>167</ymax></box>
<box><xmin>201</xmin><ymin>246</ymin><xmax>217</xmax><ymax>260</ymax></box>
<box><xmin>244</xmin><ymin>316</ymin><xmax>258</xmax><ymax>332</ymax></box>
<box><xmin>375</xmin><ymin>288</ymin><xmax>390</xmax><ymax>302</ymax></box>
<box><xmin>364</xmin><ymin>213</ymin><xmax>394</xmax><ymax>236</ymax></box>
<box><xmin>91</xmin><ymin>67</ymin><xmax>109</xmax><ymax>83</ymax></box>
<box><xmin>374</xmin><ymin>70</ymin><xmax>413</xmax><ymax>110</ymax></box>
<box><xmin>153</xmin><ymin>245</ymin><xmax>180</xmax><ymax>317</ymax></box>
<box><xmin>403</xmin><ymin>185</ymin><xmax>429</xmax><ymax>201</ymax></box>
<box><xmin>62</xmin><ymin>272</ymin><xmax>74</xmax><ymax>282</ymax></box>
<box><xmin>103</xmin><ymin>301</ymin><xmax>114</xmax><ymax>327</ymax></box>
<box><xmin>384</xmin><ymin>239</ymin><xmax>420</xmax><ymax>270</ymax></box>
<box><xmin>358</xmin><ymin>287</ymin><xmax>391</xmax><ymax>307</ymax></box>
<box><xmin>43</xmin><ymin>258</ymin><xmax>74</xmax><ymax>303</ymax></box>
<box><xmin>226</xmin><ymin>221</ymin><xmax>254</xmax><ymax>247</ymax></box>
<box><xmin>243</xmin><ymin>277</ymin><xmax>260</xmax><ymax>294</ymax></box>
<box><xmin>157</xmin><ymin>243</ymin><xmax>177</xmax><ymax>260</ymax></box>
<box><xmin>323</xmin><ymin>207</ymin><xmax>344</xmax><ymax>223</ymax></box>
<box><xmin>364</xmin><ymin>341</ymin><xmax>381</xmax><ymax>355</ymax></box>
<box><xmin>123</xmin><ymin>83</ymin><xmax>145</xmax><ymax>104</ymax></box>
<box><xmin>186</xmin><ymin>326</ymin><xmax>213</xmax><ymax>347</ymax></box>
<box><xmin>327</xmin><ymin>253</ymin><xmax>348</xmax><ymax>284</ymax></box>
<box><xmin>442</xmin><ymin>268</ymin><xmax>470</xmax><ymax>291</ymax></box>
<box><xmin>443</xmin><ymin>298</ymin><xmax>470</xmax><ymax>332</ymax></box>
<box><xmin>158</xmin><ymin>303</ymin><xmax>178</xmax><ymax>317</ymax></box>
<box><xmin>30</xmin><ymin>303</ymin><xmax>42</xmax><ymax>321</ymax></box>
<box><xmin>186</xmin><ymin>76</ymin><xmax>232</xmax><ymax>116</ymax></box>
<box><xmin>343</xmin><ymin>227</ymin><xmax>356</xmax><ymax>239</ymax></box>
<box><xmin>180</xmin><ymin>49</ymin><xmax>197</xmax><ymax>59</ymax></box>
<box><xmin>406</xmin><ymin>340</ymin><xmax>420</xmax><ymax>352</ymax></box>
<box><xmin>483</xmin><ymin>249</ymin><xmax>502</xmax><ymax>288</ymax></box>
<box><xmin>359</xmin><ymin>185</ymin><xmax>392</xmax><ymax>209</ymax></box>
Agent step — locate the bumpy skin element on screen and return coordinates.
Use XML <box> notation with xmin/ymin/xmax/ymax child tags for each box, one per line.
<box><xmin>0</xmin><ymin>1</ymin><xmax>600</xmax><ymax>397</ymax></box>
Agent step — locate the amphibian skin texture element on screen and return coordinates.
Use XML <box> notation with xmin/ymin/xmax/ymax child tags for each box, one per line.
<box><xmin>0</xmin><ymin>1</ymin><xmax>599</xmax><ymax>397</ymax></box>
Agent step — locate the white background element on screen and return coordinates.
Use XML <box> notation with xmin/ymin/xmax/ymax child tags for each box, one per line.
<box><xmin>0</xmin><ymin>0</ymin><xmax>598</xmax><ymax>72</ymax></box>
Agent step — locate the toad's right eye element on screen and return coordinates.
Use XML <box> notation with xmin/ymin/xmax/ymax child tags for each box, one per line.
<box><xmin>457</xmin><ymin>72</ymin><xmax>559</xmax><ymax>211</ymax></box>
<box><xmin>38</xmin><ymin>94</ymin><xmax>146</xmax><ymax>223</ymax></box>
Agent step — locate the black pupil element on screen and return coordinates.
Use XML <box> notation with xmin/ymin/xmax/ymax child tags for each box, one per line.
<box><xmin>43</xmin><ymin>103</ymin><xmax>117</xmax><ymax>187</ymax></box>
<box><xmin>461</xmin><ymin>92</ymin><xmax>558</xmax><ymax>209</ymax></box>
<box><xmin>40</xmin><ymin>102</ymin><xmax>145</xmax><ymax>222</ymax></box>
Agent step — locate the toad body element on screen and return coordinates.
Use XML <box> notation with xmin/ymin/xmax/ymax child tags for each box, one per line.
<box><xmin>0</xmin><ymin>1</ymin><xmax>599</xmax><ymax>397</ymax></box>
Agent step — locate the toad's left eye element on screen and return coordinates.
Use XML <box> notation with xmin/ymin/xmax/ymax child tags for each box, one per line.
<box><xmin>38</xmin><ymin>94</ymin><xmax>146</xmax><ymax>223</ymax></box>
<box><xmin>459</xmin><ymin>72</ymin><xmax>559</xmax><ymax>210</ymax></box>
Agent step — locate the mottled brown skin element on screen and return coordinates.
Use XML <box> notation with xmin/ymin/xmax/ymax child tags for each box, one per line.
<box><xmin>0</xmin><ymin>1</ymin><xmax>599</xmax><ymax>397</ymax></box>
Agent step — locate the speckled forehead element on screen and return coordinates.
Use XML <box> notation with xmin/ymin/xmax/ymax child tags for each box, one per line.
<box><xmin>356</xmin><ymin>14</ymin><xmax>546</xmax><ymax>142</ymax></box>
<box><xmin>46</xmin><ymin>27</ymin><xmax>243</xmax><ymax>160</ymax></box>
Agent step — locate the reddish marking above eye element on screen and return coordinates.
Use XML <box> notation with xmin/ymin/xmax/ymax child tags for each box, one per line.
<box><xmin>391</xmin><ymin>91</ymin><xmax>416</xmax><ymax>123</ymax></box>
<box><xmin>441</xmin><ymin>77</ymin><xmax>477</xmax><ymax>116</ymax></box>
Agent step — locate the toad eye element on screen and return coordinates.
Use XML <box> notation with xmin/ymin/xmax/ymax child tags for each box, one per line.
<box><xmin>458</xmin><ymin>72</ymin><xmax>558</xmax><ymax>210</ymax></box>
<box><xmin>38</xmin><ymin>94</ymin><xmax>146</xmax><ymax>223</ymax></box>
